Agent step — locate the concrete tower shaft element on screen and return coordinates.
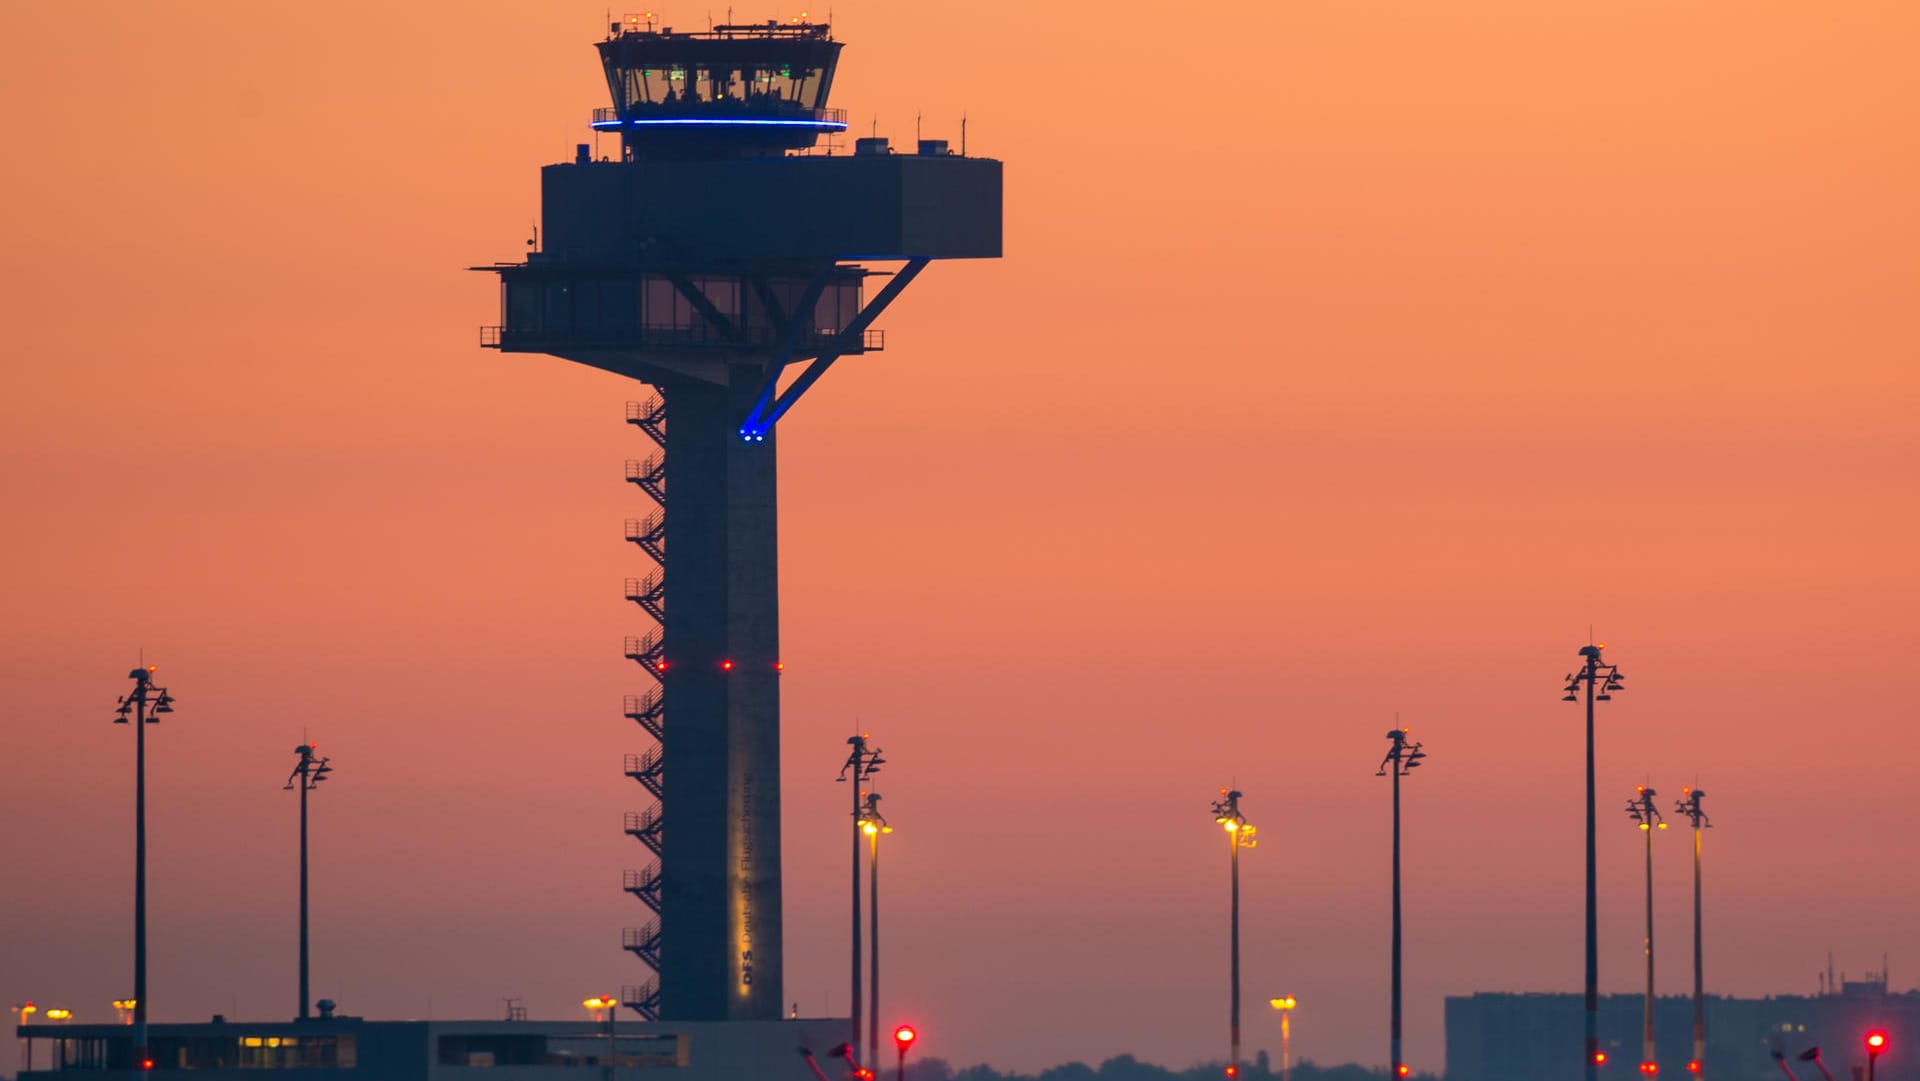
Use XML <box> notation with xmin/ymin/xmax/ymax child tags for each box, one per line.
<box><xmin>477</xmin><ymin>19</ymin><xmax>1001</xmax><ymax>1024</ymax></box>
<box><xmin>655</xmin><ymin>374</ymin><xmax>782</xmax><ymax>1019</ymax></box>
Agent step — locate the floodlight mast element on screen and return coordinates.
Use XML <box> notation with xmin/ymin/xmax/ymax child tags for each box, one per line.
<box><xmin>114</xmin><ymin>664</ymin><xmax>176</xmax><ymax>1070</ymax></box>
<box><xmin>1210</xmin><ymin>789</ymin><xmax>1256</xmax><ymax>1078</ymax></box>
<box><xmin>1562</xmin><ymin>643</ymin><xmax>1624</xmax><ymax>1081</ymax></box>
<box><xmin>1675</xmin><ymin>789</ymin><xmax>1711</xmax><ymax>1077</ymax></box>
<box><xmin>859</xmin><ymin>792</ymin><xmax>894</xmax><ymax>1068</ymax></box>
<box><xmin>476</xmin><ymin>18</ymin><xmax>999</xmax><ymax>1022</ymax></box>
<box><xmin>1625</xmin><ymin>786</ymin><xmax>1666</xmax><ymax>1075</ymax></box>
<box><xmin>839</xmin><ymin>735</ymin><xmax>885</xmax><ymax>1050</ymax></box>
<box><xmin>284</xmin><ymin>743</ymin><xmax>333</xmax><ymax>1021</ymax></box>
<box><xmin>1377</xmin><ymin>727</ymin><xmax>1427</xmax><ymax>1079</ymax></box>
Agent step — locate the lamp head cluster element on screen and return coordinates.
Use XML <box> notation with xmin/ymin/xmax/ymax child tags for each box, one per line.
<box><xmin>838</xmin><ymin>732</ymin><xmax>884</xmax><ymax>785</ymax></box>
<box><xmin>1625</xmin><ymin>786</ymin><xmax>1665</xmax><ymax>831</ymax></box>
<box><xmin>1376</xmin><ymin>727</ymin><xmax>1427</xmax><ymax>778</ymax></box>
<box><xmin>1211</xmin><ymin>788</ymin><xmax>1256</xmax><ymax>846</ymax></box>
<box><xmin>284</xmin><ymin>743</ymin><xmax>334</xmax><ymax>792</ymax></box>
<box><xmin>1562</xmin><ymin>644</ymin><xmax>1624</xmax><ymax>703</ymax></box>
<box><xmin>858</xmin><ymin>791</ymin><xmax>893</xmax><ymax>837</ymax></box>
<box><xmin>114</xmin><ymin>665</ymin><xmax>176</xmax><ymax>724</ymax></box>
<box><xmin>1675</xmin><ymin>787</ymin><xmax>1710</xmax><ymax>829</ymax></box>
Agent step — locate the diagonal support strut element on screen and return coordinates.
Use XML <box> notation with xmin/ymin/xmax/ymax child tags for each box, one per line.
<box><xmin>738</xmin><ymin>259</ymin><xmax>930</xmax><ymax>441</ymax></box>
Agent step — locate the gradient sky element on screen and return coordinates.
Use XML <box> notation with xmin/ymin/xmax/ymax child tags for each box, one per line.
<box><xmin>2</xmin><ymin>1</ymin><xmax>1917</xmax><ymax>1077</ymax></box>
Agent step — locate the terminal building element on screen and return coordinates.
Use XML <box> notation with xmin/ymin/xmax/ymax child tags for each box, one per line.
<box><xmin>12</xmin><ymin>1015</ymin><xmax>845</xmax><ymax>1079</ymax></box>
<box><xmin>1447</xmin><ymin>978</ymin><xmax>1917</xmax><ymax>1081</ymax></box>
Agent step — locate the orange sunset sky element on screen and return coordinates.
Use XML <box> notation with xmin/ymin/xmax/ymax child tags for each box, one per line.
<box><xmin>2</xmin><ymin>1</ymin><xmax>1917</xmax><ymax>1076</ymax></box>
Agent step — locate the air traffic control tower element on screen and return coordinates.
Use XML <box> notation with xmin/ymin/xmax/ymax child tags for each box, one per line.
<box><xmin>476</xmin><ymin>18</ymin><xmax>1001</xmax><ymax>1023</ymax></box>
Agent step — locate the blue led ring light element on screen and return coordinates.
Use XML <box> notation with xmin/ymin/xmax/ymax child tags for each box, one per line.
<box><xmin>590</xmin><ymin>117</ymin><xmax>851</xmax><ymax>132</ymax></box>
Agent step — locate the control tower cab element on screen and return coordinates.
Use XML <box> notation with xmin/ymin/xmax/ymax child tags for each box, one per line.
<box><xmin>592</xmin><ymin>18</ymin><xmax>848</xmax><ymax>158</ymax></box>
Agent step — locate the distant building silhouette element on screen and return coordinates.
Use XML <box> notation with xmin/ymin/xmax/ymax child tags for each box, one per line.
<box><xmin>1447</xmin><ymin>978</ymin><xmax>1915</xmax><ymax>1081</ymax></box>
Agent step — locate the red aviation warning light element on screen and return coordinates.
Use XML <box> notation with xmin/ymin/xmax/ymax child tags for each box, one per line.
<box><xmin>1687</xmin><ymin>1063</ymin><xmax>1701</xmax><ymax>1074</ymax></box>
<box><xmin>1223</xmin><ymin>1067</ymin><xmax>1238</xmax><ymax>1078</ymax></box>
<box><xmin>1640</xmin><ymin>1063</ymin><xmax>1659</xmax><ymax>1075</ymax></box>
<box><xmin>1397</xmin><ymin>1066</ymin><xmax>1411</xmax><ymax>1078</ymax></box>
<box><xmin>1595</xmin><ymin>1052</ymin><xmax>1609</xmax><ymax>1066</ymax></box>
<box><xmin>893</xmin><ymin>1026</ymin><xmax>917</xmax><ymax>1052</ymax></box>
<box><xmin>1867</xmin><ymin>1032</ymin><xmax>1888</xmax><ymax>1081</ymax></box>
<box><xmin>853</xmin><ymin>1070</ymin><xmax>874</xmax><ymax>1081</ymax></box>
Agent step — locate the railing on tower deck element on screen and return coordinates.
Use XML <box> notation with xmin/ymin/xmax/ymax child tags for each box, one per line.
<box><xmin>624</xmin><ymin>805</ymin><xmax>664</xmax><ymax>855</ymax></box>
<box><xmin>624</xmin><ymin>749</ymin><xmax>665</xmax><ymax>799</ymax></box>
<box><xmin>624</xmin><ymin>518</ymin><xmax>666</xmax><ymax>565</ymax></box>
<box><xmin>624</xmin><ymin>692</ymin><xmax>665</xmax><ymax>741</ymax></box>
<box><xmin>624</xmin><ymin>457</ymin><xmax>667</xmax><ymax>504</ymax></box>
<box><xmin>625</xmin><ymin>575</ymin><xmax>666</xmax><ymax>623</ymax></box>
<box><xmin>623</xmin><ymin>863</ymin><xmax>662</xmax><ymax>897</ymax></box>
<box><xmin>620</xmin><ymin>981</ymin><xmax>660</xmax><ymax>1021</ymax></box>
<box><xmin>622</xmin><ymin>922</ymin><xmax>663</xmax><ymax>968</ymax></box>
<box><xmin>626</xmin><ymin>397</ymin><xmax>667</xmax><ymax>446</ymax></box>
<box><xmin>483</xmin><ymin>319</ymin><xmax>884</xmax><ymax>355</ymax></box>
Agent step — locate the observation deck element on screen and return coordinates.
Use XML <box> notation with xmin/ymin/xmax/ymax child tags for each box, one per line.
<box><xmin>595</xmin><ymin>19</ymin><xmax>848</xmax><ymax>159</ymax></box>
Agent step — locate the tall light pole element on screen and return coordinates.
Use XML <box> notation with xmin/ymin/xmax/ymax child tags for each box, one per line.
<box><xmin>1268</xmin><ymin>997</ymin><xmax>1297</xmax><ymax>1081</ymax></box>
<box><xmin>892</xmin><ymin>1024</ymin><xmax>917</xmax><ymax>1081</ymax></box>
<box><xmin>1563</xmin><ymin>643</ymin><xmax>1623</xmax><ymax>1081</ymax></box>
<box><xmin>1377</xmin><ymin>728</ymin><xmax>1426</xmax><ymax>1079</ymax></box>
<box><xmin>1211</xmin><ymin>789</ymin><xmax>1255</xmax><ymax>1078</ymax></box>
<box><xmin>1675</xmin><ymin>788</ymin><xmax>1710</xmax><ymax>1078</ymax></box>
<box><xmin>1625</xmin><ymin>785</ymin><xmax>1666</xmax><ymax>1076</ymax></box>
<box><xmin>12</xmin><ymin>1002</ymin><xmax>38</xmax><ymax>1073</ymax></box>
<box><xmin>583</xmin><ymin>995</ymin><xmax>618</xmax><ymax>1081</ymax></box>
<box><xmin>283</xmin><ymin>744</ymin><xmax>332</xmax><ymax>1020</ymax></box>
<box><xmin>838</xmin><ymin>733</ymin><xmax>885</xmax><ymax>1049</ymax></box>
<box><xmin>860</xmin><ymin>792</ymin><xmax>893</xmax><ymax>1067</ymax></box>
<box><xmin>115</xmin><ymin>664</ymin><xmax>176</xmax><ymax>1070</ymax></box>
